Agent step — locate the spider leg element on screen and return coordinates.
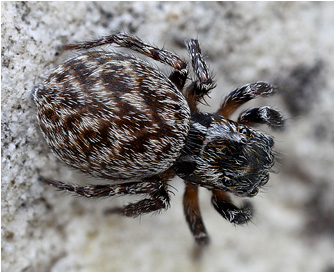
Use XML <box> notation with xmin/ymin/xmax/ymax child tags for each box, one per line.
<box><xmin>106</xmin><ymin>183</ymin><xmax>170</xmax><ymax>217</ymax></box>
<box><xmin>106</xmin><ymin>170</ymin><xmax>175</xmax><ymax>217</ymax></box>
<box><xmin>62</xmin><ymin>33</ymin><xmax>188</xmax><ymax>92</ymax></box>
<box><xmin>211</xmin><ymin>189</ymin><xmax>253</xmax><ymax>224</ymax></box>
<box><xmin>217</xmin><ymin>82</ymin><xmax>278</xmax><ymax>118</ymax></box>
<box><xmin>238</xmin><ymin>106</ymin><xmax>285</xmax><ymax>129</ymax></box>
<box><xmin>180</xmin><ymin>39</ymin><xmax>216</xmax><ymax>246</ymax></box>
<box><xmin>41</xmin><ymin>176</ymin><xmax>170</xmax><ymax>217</ymax></box>
<box><xmin>184</xmin><ymin>39</ymin><xmax>216</xmax><ymax>113</ymax></box>
<box><xmin>183</xmin><ymin>182</ymin><xmax>209</xmax><ymax>246</ymax></box>
<box><xmin>41</xmin><ymin>177</ymin><xmax>159</xmax><ymax>198</ymax></box>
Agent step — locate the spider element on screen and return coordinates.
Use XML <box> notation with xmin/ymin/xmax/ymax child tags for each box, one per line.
<box><xmin>33</xmin><ymin>33</ymin><xmax>284</xmax><ymax>246</ymax></box>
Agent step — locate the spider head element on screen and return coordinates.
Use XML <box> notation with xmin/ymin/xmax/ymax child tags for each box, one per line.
<box><xmin>174</xmin><ymin>112</ymin><xmax>275</xmax><ymax>197</ymax></box>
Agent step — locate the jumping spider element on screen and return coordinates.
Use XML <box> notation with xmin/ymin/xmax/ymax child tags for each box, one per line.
<box><xmin>33</xmin><ymin>33</ymin><xmax>284</xmax><ymax>246</ymax></box>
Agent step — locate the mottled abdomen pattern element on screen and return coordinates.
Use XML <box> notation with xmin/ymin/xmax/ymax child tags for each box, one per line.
<box><xmin>33</xmin><ymin>52</ymin><xmax>191</xmax><ymax>180</ymax></box>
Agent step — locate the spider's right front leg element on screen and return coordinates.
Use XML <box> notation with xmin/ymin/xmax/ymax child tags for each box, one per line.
<box><xmin>211</xmin><ymin>189</ymin><xmax>253</xmax><ymax>225</ymax></box>
<box><xmin>217</xmin><ymin>82</ymin><xmax>278</xmax><ymax>118</ymax></box>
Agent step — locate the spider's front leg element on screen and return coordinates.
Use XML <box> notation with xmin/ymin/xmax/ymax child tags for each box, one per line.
<box><xmin>217</xmin><ymin>82</ymin><xmax>278</xmax><ymax>118</ymax></box>
<box><xmin>183</xmin><ymin>182</ymin><xmax>209</xmax><ymax>246</ymax></box>
<box><xmin>238</xmin><ymin>106</ymin><xmax>285</xmax><ymax>129</ymax></box>
<box><xmin>211</xmin><ymin>190</ymin><xmax>253</xmax><ymax>225</ymax></box>
<box><xmin>41</xmin><ymin>175</ymin><xmax>171</xmax><ymax>217</ymax></box>
<box><xmin>184</xmin><ymin>39</ymin><xmax>216</xmax><ymax>113</ymax></box>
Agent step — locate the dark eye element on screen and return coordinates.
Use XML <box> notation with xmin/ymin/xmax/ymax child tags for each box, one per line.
<box><xmin>240</xmin><ymin>127</ymin><xmax>250</xmax><ymax>136</ymax></box>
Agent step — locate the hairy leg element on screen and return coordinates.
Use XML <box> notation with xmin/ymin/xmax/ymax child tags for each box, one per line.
<box><xmin>63</xmin><ymin>32</ymin><xmax>189</xmax><ymax>94</ymax></box>
<box><xmin>63</xmin><ymin>33</ymin><xmax>187</xmax><ymax>74</ymax></box>
<box><xmin>106</xmin><ymin>169</ymin><xmax>175</xmax><ymax>217</ymax></box>
<box><xmin>41</xmin><ymin>177</ymin><xmax>155</xmax><ymax>197</ymax></box>
<box><xmin>105</xmin><ymin>183</ymin><xmax>170</xmax><ymax>217</ymax></box>
<box><xmin>238</xmin><ymin>106</ymin><xmax>285</xmax><ymax>129</ymax></box>
<box><xmin>217</xmin><ymin>82</ymin><xmax>277</xmax><ymax>118</ymax></box>
<box><xmin>184</xmin><ymin>39</ymin><xmax>216</xmax><ymax>113</ymax></box>
<box><xmin>211</xmin><ymin>189</ymin><xmax>253</xmax><ymax>224</ymax></box>
<box><xmin>41</xmin><ymin>176</ymin><xmax>170</xmax><ymax>217</ymax></box>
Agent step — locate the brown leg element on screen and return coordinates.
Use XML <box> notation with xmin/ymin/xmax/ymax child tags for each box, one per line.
<box><xmin>183</xmin><ymin>182</ymin><xmax>209</xmax><ymax>246</ymax></box>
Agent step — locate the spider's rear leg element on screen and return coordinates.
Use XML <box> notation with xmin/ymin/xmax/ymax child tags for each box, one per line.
<box><xmin>184</xmin><ymin>39</ymin><xmax>216</xmax><ymax>113</ymax></box>
<box><xmin>106</xmin><ymin>182</ymin><xmax>170</xmax><ymax>217</ymax></box>
<box><xmin>62</xmin><ymin>33</ymin><xmax>188</xmax><ymax>92</ymax></box>
<box><xmin>106</xmin><ymin>170</ymin><xmax>175</xmax><ymax>217</ymax></box>
<box><xmin>211</xmin><ymin>189</ymin><xmax>253</xmax><ymax>225</ymax></box>
<box><xmin>238</xmin><ymin>106</ymin><xmax>285</xmax><ymax>129</ymax></box>
<box><xmin>217</xmin><ymin>82</ymin><xmax>278</xmax><ymax>118</ymax></box>
<box><xmin>41</xmin><ymin>176</ymin><xmax>171</xmax><ymax>217</ymax></box>
<box><xmin>183</xmin><ymin>182</ymin><xmax>209</xmax><ymax>246</ymax></box>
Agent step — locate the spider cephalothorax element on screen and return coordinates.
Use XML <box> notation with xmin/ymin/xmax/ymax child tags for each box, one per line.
<box><xmin>174</xmin><ymin>112</ymin><xmax>275</xmax><ymax>197</ymax></box>
<box><xmin>33</xmin><ymin>33</ymin><xmax>284</xmax><ymax>247</ymax></box>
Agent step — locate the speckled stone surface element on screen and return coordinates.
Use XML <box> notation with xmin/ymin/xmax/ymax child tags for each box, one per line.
<box><xmin>2</xmin><ymin>2</ymin><xmax>333</xmax><ymax>271</ymax></box>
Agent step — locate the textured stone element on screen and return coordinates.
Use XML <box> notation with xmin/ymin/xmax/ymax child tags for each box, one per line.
<box><xmin>2</xmin><ymin>2</ymin><xmax>333</xmax><ymax>271</ymax></box>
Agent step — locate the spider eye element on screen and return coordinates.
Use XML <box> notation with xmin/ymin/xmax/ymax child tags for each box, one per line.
<box><xmin>239</xmin><ymin>127</ymin><xmax>250</xmax><ymax>136</ymax></box>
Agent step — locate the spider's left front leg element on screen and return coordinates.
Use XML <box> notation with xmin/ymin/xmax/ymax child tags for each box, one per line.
<box><xmin>211</xmin><ymin>190</ymin><xmax>253</xmax><ymax>225</ymax></box>
<box><xmin>184</xmin><ymin>39</ymin><xmax>216</xmax><ymax>113</ymax></box>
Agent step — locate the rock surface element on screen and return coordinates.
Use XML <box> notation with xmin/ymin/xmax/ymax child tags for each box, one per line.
<box><xmin>2</xmin><ymin>2</ymin><xmax>333</xmax><ymax>271</ymax></box>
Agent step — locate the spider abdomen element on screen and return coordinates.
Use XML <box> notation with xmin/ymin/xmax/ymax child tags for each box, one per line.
<box><xmin>33</xmin><ymin>51</ymin><xmax>191</xmax><ymax>180</ymax></box>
